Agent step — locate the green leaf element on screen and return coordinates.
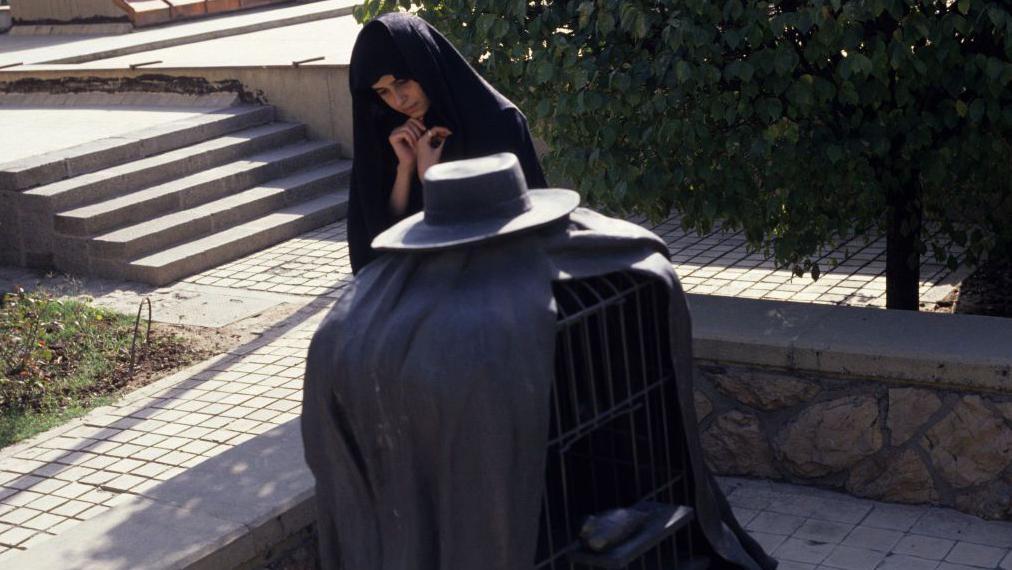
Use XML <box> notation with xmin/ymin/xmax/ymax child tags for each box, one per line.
<box><xmin>675</xmin><ymin>60</ymin><xmax>692</xmax><ymax>83</ymax></box>
<box><xmin>534</xmin><ymin>59</ymin><xmax>554</xmax><ymax>83</ymax></box>
<box><xmin>598</xmin><ymin>12</ymin><xmax>615</xmax><ymax>35</ymax></box>
<box><xmin>739</xmin><ymin>61</ymin><xmax>755</xmax><ymax>82</ymax></box>
<box><xmin>476</xmin><ymin>13</ymin><xmax>496</xmax><ymax>36</ymax></box>
<box><xmin>988</xmin><ymin>7</ymin><xmax>1005</xmax><ymax>27</ymax></box>
<box><xmin>632</xmin><ymin>11</ymin><xmax>649</xmax><ymax>39</ymax></box>
<box><xmin>849</xmin><ymin>53</ymin><xmax>872</xmax><ymax>76</ymax></box>
<box><xmin>774</xmin><ymin>49</ymin><xmax>796</xmax><ymax>75</ymax></box>
<box><xmin>535</xmin><ymin>98</ymin><xmax>551</xmax><ymax>119</ymax></box>
<box><xmin>955</xmin><ymin>100</ymin><xmax>968</xmax><ymax>117</ymax></box>
<box><xmin>577</xmin><ymin>1</ymin><xmax>595</xmax><ymax>28</ymax></box>
<box><xmin>957</xmin><ymin>0</ymin><xmax>970</xmax><ymax>14</ymax></box>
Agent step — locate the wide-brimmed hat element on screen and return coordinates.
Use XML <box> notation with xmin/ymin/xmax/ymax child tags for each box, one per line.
<box><xmin>372</xmin><ymin>153</ymin><xmax>580</xmax><ymax>251</ymax></box>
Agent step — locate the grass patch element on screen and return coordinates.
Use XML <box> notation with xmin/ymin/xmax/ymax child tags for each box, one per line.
<box><xmin>0</xmin><ymin>288</ymin><xmax>205</xmax><ymax>448</ymax></box>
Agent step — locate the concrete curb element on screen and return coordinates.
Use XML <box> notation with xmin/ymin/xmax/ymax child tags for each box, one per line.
<box><xmin>688</xmin><ymin>294</ymin><xmax>1012</xmax><ymax>394</ymax></box>
<box><xmin>3</xmin><ymin>420</ymin><xmax>313</xmax><ymax>570</ymax></box>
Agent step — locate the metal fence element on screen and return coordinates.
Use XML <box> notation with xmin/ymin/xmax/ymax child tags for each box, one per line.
<box><xmin>536</xmin><ymin>272</ymin><xmax>708</xmax><ymax>569</ymax></box>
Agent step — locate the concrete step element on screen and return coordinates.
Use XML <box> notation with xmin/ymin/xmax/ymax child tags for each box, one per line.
<box><xmin>22</xmin><ymin>122</ymin><xmax>306</xmax><ymax>213</ymax></box>
<box><xmin>89</xmin><ymin>160</ymin><xmax>352</xmax><ymax>260</ymax></box>
<box><xmin>55</xmin><ymin>140</ymin><xmax>340</xmax><ymax>237</ymax></box>
<box><xmin>124</xmin><ymin>193</ymin><xmax>348</xmax><ymax>285</ymax></box>
<box><xmin>0</xmin><ymin>105</ymin><xmax>274</xmax><ymax>192</ymax></box>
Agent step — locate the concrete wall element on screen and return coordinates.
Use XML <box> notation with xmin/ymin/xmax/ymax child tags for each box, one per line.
<box><xmin>10</xmin><ymin>0</ymin><xmax>125</xmax><ymax>23</ymax></box>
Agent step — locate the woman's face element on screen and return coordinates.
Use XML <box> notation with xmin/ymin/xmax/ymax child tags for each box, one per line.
<box><xmin>371</xmin><ymin>75</ymin><xmax>430</xmax><ymax>119</ymax></box>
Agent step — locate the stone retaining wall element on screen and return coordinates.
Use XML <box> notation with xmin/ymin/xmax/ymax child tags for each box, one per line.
<box><xmin>694</xmin><ymin>362</ymin><xmax>1012</xmax><ymax>520</ymax></box>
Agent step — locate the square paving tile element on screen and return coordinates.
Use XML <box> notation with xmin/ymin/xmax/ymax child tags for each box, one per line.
<box><xmin>894</xmin><ymin>534</ymin><xmax>956</xmax><ymax>560</ymax></box>
<box><xmin>944</xmin><ymin>541</ymin><xmax>1007</xmax><ymax>568</ymax></box>
<box><xmin>821</xmin><ymin>544</ymin><xmax>886</xmax><ymax>570</ymax></box>
<box><xmin>794</xmin><ymin>519</ymin><xmax>854</xmax><ymax>544</ymax></box>
<box><xmin>775</xmin><ymin>537</ymin><xmax>835</xmax><ymax>565</ymax></box>
<box><xmin>841</xmin><ymin>526</ymin><xmax>904</xmax><ymax>552</ymax></box>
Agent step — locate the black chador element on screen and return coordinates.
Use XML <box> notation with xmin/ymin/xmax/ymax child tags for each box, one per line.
<box><xmin>302</xmin><ymin>154</ymin><xmax>777</xmax><ymax>570</ymax></box>
<box><xmin>347</xmin><ymin>12</ymin><xmax>547</xmax><ymax>273</ymax></box>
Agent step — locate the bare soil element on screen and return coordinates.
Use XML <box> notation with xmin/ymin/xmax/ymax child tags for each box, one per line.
<box><xmin>951</xmin><ymin>258</ymin><xmax>1012</xmax><ymax>318</ymax></box>
<box><xmin>118</xmin><ymin>316</ymin><xmax>267</xmax><ymax>393</ymax></box>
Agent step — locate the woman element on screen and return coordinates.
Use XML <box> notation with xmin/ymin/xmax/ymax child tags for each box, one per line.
<box><xmin>347</xmin><ymin>12</ymin><xmax>547</xmax><ymax>273</ymax></box>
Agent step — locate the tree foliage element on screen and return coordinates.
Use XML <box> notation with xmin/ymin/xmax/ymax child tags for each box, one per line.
<box><xmin>356</xmin><ymin>0</ymin><xmax>1012</xmax><ymax>284</ymax></box>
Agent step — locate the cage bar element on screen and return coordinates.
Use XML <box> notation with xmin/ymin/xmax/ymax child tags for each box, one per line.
<box><xmin>535</xmin><ymin>272</ymin><xmax>704</xmax><ymax>569</ymax></box>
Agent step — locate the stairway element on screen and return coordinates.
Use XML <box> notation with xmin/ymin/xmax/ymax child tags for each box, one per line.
<box><xmin>1</xmin><ymin>105</ymin><xmax>349</xmax><ymax>286</ymax></box>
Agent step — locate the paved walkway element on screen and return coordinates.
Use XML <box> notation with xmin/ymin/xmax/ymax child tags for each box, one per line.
<box><xmin>183</xmin><ymin>218</ymin><xmax>965</xmax><ymax>310</ymax></box>
<box><xmin>0</xmin><ymin>0</ymin><xmax>358</xmax><ymax>68</ymax></box>
<box><xmin>722</xmin><ymin>478</ymin><xmax>1012</xmax><ymax>570</ymax></box>
<box><xmin>0</xmin><ymin>218</ymin><xmax>991</xmax><ymax>565</ymax></box>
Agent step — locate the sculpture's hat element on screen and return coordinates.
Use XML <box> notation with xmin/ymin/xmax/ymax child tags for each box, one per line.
<box><xmin>372</xmin><ymin>152</ymin><xmax>580</xmax><ymax>251</ymax></box>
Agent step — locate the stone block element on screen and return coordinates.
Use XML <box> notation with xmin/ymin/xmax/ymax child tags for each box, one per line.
<box><xmin>707</xmin><ymin>365</ymin><xmax>820</xmax><ymax>410</ymax></box>
<box><xmin>701</xmin><ymin>411</ymin><xmax>777</xmax><ymax>478</ymax></box>
<box><xmin>775</xmin><ymin>396</ymin><xmax>883</xmax><ymax>478</ymax></box>
<box><xmin>954</xmin><ymin>472</ymin><xmax>1012</xmax><ymax>521</ymax></box>
<box><xmin>694</xmin><ymin>389</ymin><xmax>713</xmax><ymax>420</ymax></box>
<box><xmin>888</xmin><ymin>387</ymin><xmax>943</xmax><ymax>445</ymax></box>
<box><xmin>846</xmin><ymin>449</ymin><xmax>938</xmax><ymax>504</ymax></box>
<box><xmin>922</xmin><ymin>395</ymin><xmax>1012</xmax><ymax>489</ymax></box>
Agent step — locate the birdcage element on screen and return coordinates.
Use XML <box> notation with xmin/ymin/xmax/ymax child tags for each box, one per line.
<box><xmin>535</xmin><ymin>272</ymin><xmax>709</xmax><ymax>570</ymax></box>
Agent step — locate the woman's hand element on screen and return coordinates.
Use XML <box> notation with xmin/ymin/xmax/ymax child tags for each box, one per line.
<box><xmin>388</xmin><ymin>118</ymin><xmax>426</xmax><ymax>169</ymax></box>
<box><xmin>416</xmin><ymin>126</ymin><xmax>453</xmax><ymax>180</ymax></box>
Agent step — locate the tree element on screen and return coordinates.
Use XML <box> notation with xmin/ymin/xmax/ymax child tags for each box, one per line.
<box><xmin>357</xmin><ymin>0</ymin><xmax>1012</xmax><ymax>310</ymax></box>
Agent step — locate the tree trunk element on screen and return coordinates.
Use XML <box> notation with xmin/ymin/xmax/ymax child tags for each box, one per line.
<box><xmin>886</xmin><ymin>181</ymin><xmax>922</xmax><ymax>310</ymax></box>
